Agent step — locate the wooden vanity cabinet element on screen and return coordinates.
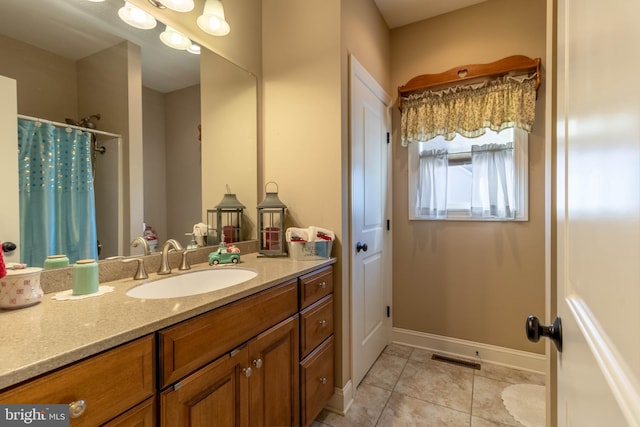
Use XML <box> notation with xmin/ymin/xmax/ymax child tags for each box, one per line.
<box><xmin>0</xmin><ymin>335</ymin><xmax>155</xmax><ymax>427</ymax></box>
<box><xmin>299</xmin><ymin>266</ymin><xmax>335</xmax><ymax>426</ymax></box>
<box><xmin>158</xmin><ymin>280</ymin><xmax>301</xmax><ymax>426</ymax></box>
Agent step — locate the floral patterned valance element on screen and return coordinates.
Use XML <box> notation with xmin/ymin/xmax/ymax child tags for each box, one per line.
<box><xmin>400</xmin><ymin>75</ymin><xmax>537</xmax><ymax>146</ymax></box>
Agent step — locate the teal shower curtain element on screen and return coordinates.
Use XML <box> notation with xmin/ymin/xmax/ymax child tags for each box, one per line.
<box><xmin>18</xmin><ymin>119</ymin><xmax>98</xmax><ymax>267</ymax></box>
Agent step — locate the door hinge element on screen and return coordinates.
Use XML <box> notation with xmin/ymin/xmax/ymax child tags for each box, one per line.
<box><xmin>386</xmin><ymin>306</ymin><xmax>391</xmax><ymax>318</ymax></box>
<box><xmin>386</xmin><ymin>219</ymin><xmax>390</xmax><ymax>231</ymax></box>
<box><xmin>386</xmin><ymin>132</ymin><xmax>390</xmax><ymax>144</ymax></box>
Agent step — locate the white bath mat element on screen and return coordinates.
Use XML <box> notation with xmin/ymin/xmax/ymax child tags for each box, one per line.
<box><xmin>501</xmin><ymin>383</ymin><xmax>545</xmax><ymax>427</ymax></box>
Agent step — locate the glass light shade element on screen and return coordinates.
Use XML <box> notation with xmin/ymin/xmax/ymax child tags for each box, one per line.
<box><xmin>197</xmin><ymin>0</ymin><xmax>230</xmax><ymax>36</ymax></box>
<box><xmin>158</xmin><ymin>0</ymin><xmax>195</xmax><ymax>12</ymax></box>
<box><xmin>118</xmin><ymin>1</ymin><xmax>157</xmax><ymax>29</ymax></box>
<box><xmin>187</xmin><ymin>43</ymin><xmax>201</xmax><ymax>55</ymax></box>
<box><xmin>160</xmin><ymin>25</ymin><xmax>191</xmax><ymax>50</ymax></box>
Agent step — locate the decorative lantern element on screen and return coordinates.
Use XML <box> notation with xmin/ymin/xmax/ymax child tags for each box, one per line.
<box><xmin>257</xmin><ymin>182</ymin><xmax>287</xmax><ymax>257</ymax></box>
<box><xmin>211</xmin><ymin>186</ymin><xmax>246</xmax><ymax>244</ymax></box>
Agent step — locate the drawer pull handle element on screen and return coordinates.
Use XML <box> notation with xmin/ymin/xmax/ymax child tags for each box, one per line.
<box><xmin>319</xmin><ymin>319</ymin><xmax>327</xmax><ymax>327</ymax></box>
<box><xmin>252</xmin><ymin>358</ymin><xmax>263</xmax><ymax>369</ymax></box>
<box><xmin>243</xmin><ymin>367</ymin><xmax>253</xmax><ymax>378</ymax></box>
<box><xmin>69</xmin><ymin>400</ymin><xmax>86</xmax><ymax>418</ymax></box>
<box><xmin>319</xmin><ymin>377</ymin><xmax>327</xmax><ymax>385</ymax></box>
<box><xmin>318</xmin><ymin>281</ymin><xmax>326</xmax><ymax>289</ymax></box>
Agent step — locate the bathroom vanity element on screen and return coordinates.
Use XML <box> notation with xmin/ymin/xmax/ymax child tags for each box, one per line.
<box><xmin>0</xmin><ymin>254</ymin><xmax>335</xmax><ymax>426</ymax></box>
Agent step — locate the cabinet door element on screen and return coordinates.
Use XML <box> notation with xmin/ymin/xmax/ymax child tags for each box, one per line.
<box><xmin>248</xmin><ymin>315</ymin><xmax>300</xmax><ymax>427</ymax></box>
<box><xmin>161</xmin><ymin>346</ymin><xmax>250</xmax><ymax>427</ymax></box>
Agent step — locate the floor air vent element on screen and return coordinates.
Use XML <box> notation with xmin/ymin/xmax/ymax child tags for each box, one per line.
<box><xmin>431</xmin><ymin>354</ymin><xmax>481</xmax><ymax>370</ymax></box>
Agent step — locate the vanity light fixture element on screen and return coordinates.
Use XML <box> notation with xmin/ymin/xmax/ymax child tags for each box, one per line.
<box><xmin>148</xmin><ymin>0</ymin><xmax>195</xmax><ymax>12</ymax></box>
<box><xmin>118</xmin><ymin>1</ymin><xmax>157</xmax><ymax>29</ymax></box>
<box><xmin>197</xmin><ymin>0</ymin><xmax>230</xmax><ymax>36</ymax></box>
<box><xmin>159</xmin><ymin>25</ymin><xmax>191</xmax><ymax>50</ymax></box>
<box><xmin>187</xmin><ymin>43</ymin><xmax>201</xmax><ymax>54</ymax></box>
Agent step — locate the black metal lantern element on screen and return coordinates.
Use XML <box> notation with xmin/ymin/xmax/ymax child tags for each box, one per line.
<box><xmin>257</xmin><ymin>182</ymin><xmax>287</xmax><ymax>257</ymax></box>
<box><xmin>212</xmin><ymin>187</ymin><xmax>246</xmax><ymax>244</ymax></box>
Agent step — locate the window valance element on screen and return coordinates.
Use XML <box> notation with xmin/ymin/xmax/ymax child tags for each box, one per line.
<box><xmin>398</xmin><ymin>55</ymin><xmax>540</xmax><ymax>146</ymax></box>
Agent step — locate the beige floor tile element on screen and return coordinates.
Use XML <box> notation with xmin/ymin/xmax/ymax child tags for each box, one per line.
<box><xmin>361</xmin><ymin>353</ymin><xmax>408</xmax><ymax>391</ymax></box>
<box><xmin>471</xmin><ymin>376</ymin><xmax>521</xmax><ymax>426</ymax></box>
<box><xmin>476</xmin><ymin>362</ymin><xmax>545</xmax><ymax>386</ymax></box>
<box><xmin>471</xmin><ymin>415</ymin><xmax>516</xmax><ymax>426</ymax></box>
<box><xmin>377</xmin><ymin>392</ymin><xmax>471</xmax><ymax>427</ymax></box>
<box><xmin>317</xmin><ymin>384</ymin><xmax>391</xmax><ymax>427</ymax></box>
<box><xmin>408</xmin><ymin>347</ymin><xmax>435</xmax><ymax>363</ymax></box>
<box><xmin>384</xmin><ymin>343</ymin><xmax>414</xmax><ymax>359</ymax></box>
<box><xmin>394</xmin><ymin>359</ymin><xmax>474</xmax><ymax>413</ymax></box>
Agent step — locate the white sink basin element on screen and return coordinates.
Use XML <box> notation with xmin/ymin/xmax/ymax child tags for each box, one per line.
<box><xmin>126</xmin><ymin>268</ymin><xmax>258</xmax><ymax>299</ymax></box>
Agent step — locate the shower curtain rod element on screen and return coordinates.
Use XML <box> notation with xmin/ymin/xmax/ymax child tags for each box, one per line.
<box><xmin>18</xmin><ymin>114</ymin><xmax>121</xmax><ymax>138</ymax></box>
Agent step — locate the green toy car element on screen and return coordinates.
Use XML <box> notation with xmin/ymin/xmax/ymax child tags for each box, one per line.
<box><xmin>208</xmin><ymin>244</ymin><xmax>240</xmax><ymax>265</ymax></box>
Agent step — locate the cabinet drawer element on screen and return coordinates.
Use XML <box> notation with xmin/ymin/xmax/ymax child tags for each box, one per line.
<box><xmin>0</xmin><ymin>335</ymin><xmax>154</xmax><ymax>427</ymax></box>
<box><xmin>299</xmin><ymin>266</ymin><xmax>333</xmax><ymax>309</ymax></box>
<box><xmin>159</xmin><ymin>280</ymin><xmax>298</xmax><ymax>388</ymax></box>
<box><xmin>300</xmin><ymin>336</ymin><xmax>334</xmax><ymax>426</ymax></box>
<box><xmin>103</xmin><ymin>396</ymin><xmax>155</xmax><ymax>427</ymax></box>
<box><xmin>300</xmin><ymin>295</ymin><xmax>333</xmax><ymax>358</ymax></box>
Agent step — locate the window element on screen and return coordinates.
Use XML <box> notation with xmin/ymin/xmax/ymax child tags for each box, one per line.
<box><xmin>408</xmin><ymin>128</ymin><xmax>528</xmax><ymax>221</ymax></box>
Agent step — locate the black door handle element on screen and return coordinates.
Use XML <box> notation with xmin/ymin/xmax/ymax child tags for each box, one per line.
<box><xmin>356</xmin><ymin>242</ymin><xmax>368</xmax><ymax>253</ymax></box>
<box><xmin>526</xmin><ymin>315</ymin><xmax>562</xmax><ymax>352</ymax></box>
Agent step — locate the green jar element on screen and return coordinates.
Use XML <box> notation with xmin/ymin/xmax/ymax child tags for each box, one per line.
<box><xmin>72</xmin><ymin>259</ymin><xmax>99</xmax><ymax>296</ymax></box>
<box><xmin>44</xmin><ymin>254</ymin><xmax>69</xmax><ymax>270</ymax></box>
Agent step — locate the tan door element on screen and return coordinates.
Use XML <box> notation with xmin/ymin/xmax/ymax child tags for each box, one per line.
<box><xmin>350</xmin><ymin>55</ymin><xmax>392</xmax><ymax>387</ymax></box>
<box><xmin>555</xmin><ymin>0</ymin><xmax>640</xmax><ymax>424</ymax></box>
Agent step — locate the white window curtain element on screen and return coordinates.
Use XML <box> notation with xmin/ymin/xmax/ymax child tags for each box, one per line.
<box><xmin>416</xmin><ymin>149</ymin><xmax>448</xmax><ymax>218</ymax></box>
<box><xmin>471</xmin><ymin>142</ymin><xmax>515</xmax><ymax>219</ymax></box>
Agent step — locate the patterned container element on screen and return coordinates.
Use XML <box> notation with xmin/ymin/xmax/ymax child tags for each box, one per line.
<box><xmin>0</xmin><ymin>267</ymin><xmax>43</xmax><ymax>309</ymax></box>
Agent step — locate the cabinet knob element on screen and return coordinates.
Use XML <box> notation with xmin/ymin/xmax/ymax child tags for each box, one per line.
<box><xmin>319</xmin><ymin>377</ymin><xmax>327</xmax><ymax>385</ymax></box>
<box><xmin>318</xmin><ymin>281</ymin><xmax>326</xmax><ymax>289</ymax></box>
<box><xmin>69</xmin><ymin>400</ymin><xmax>86</xmax><ymax>418</ymax></box>
<box><xmin>242</xmin><ymin>367</ymin><xmax>253</xmax><ymax>378</ymax></box>
<box><xmin>318</xmin><ymin>319</ymin><xmax>327</xmax><ymax>327</ymax></box>
<box><xmin>252</xmin><ymin>358</ymin><xmax>263</xmax><ymax>369</ymax></box>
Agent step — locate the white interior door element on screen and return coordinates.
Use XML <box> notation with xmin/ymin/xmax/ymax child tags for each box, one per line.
<box><xmin>350</xmin><ymin>55</ymin><xmax>392</xmax><ymax>388</ymax></box>
<box><xmin>556</xmin><ymin>1</ymin><xmax>640</xmax><ymax>425</ymax></box>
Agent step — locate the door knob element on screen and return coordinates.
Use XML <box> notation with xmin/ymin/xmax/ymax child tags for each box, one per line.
<box><xmin>526</xmin><ymin>315</ymin><xmax>562</xmax><ymax>352</ymax></box>
<box><xmin>356</xmin><ymin>242</ymin><xmax>368</xmax><ymax>253</ymax></box>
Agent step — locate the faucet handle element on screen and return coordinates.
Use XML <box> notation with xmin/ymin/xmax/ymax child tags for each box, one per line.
<box><xmin>179</xmin><ymin>249</ymin><xmax>197</xmax><ymax>271</ymax></box>
<box><xmin>122</xmin><ymin>257</ymin><xmax>148</xmax><ymax>280</ymax></box>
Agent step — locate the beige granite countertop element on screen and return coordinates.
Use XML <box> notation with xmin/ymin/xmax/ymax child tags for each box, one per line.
<box><xmin>0</xmin><ymin>253</ymin><xmax>335</xmax><ymax>390</ymax></box>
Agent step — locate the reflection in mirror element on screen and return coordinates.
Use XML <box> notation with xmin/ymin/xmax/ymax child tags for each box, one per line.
<box><xmin>0</xmin><ymin>0</ymin><xmax>257</xmax><ymax>266</ymax></box>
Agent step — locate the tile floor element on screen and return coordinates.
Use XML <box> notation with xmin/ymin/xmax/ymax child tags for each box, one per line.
<box><xmin>314</xmin><ymin>343</ymin><xmax>545</xmax><ymax>427</ymax></box>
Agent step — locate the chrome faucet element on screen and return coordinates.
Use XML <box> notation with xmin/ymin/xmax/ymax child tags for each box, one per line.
<box><xmin>131</xmin><ymin>236</ymin><xmax>150</xmax><ymax>256</ymax></box>
<box><xmin>158</xmin><ymin>239</ymin><xmax>184</xmax><ymax>275</ymax></box>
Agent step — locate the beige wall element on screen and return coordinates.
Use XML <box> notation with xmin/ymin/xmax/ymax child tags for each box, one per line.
<box><xmin>390</xmin><ymin>0</ymin><xmax>547</xmax><ymax>353</ymax></box>
<box><xmin>129</xmin><ymin>0</ymin><xmax>262</xmax><ymax>76</ymax></box>
<box><xmin>165</xmin><ymin>85</ymin><xmax>202</xmax><ymax>243</ymax></box>
<box><xmin>262</xmin><ymin>0</ymin><xmax>390</xmax><ymax>390</ymax></box>
<box><xmin>341</xmin><ymin>0</ymin><xmax>391</xmax><ymax>389</ymax></box>
<box><xmin>0</xmin><ymin>34</ymin><xmax>78</xmax><ymax>121</ymax></box>
<box><xmin>0</xmin><ymin>76</ymin><xmax>19</xmax><ymax>262</ymax></box>
<box><xmin>262</xmin><ymin>0</ymin><xmax>344</xmax><ymax>381</ymax></box>
<box><xmin>142</xmin><ymin>86</ymin><xmax>168</xmax><ymax>244</ymax></box>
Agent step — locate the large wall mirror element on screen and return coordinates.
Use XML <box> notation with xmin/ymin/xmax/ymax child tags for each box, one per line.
<box><xmin>0</xmin><ymin>0</ymin><xmax>257</xmax><ymax>267</ymax></box>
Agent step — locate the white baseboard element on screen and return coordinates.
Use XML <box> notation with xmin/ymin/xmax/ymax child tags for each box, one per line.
<box><xmin>325</xmin><ymin>380</ymin><xmax>354</xmax><ymax>415</ymax></box>
<box><xmin>393</xmin><ymin>327</ymin><xmax>545</xmax><ymax>374</ymax></box>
